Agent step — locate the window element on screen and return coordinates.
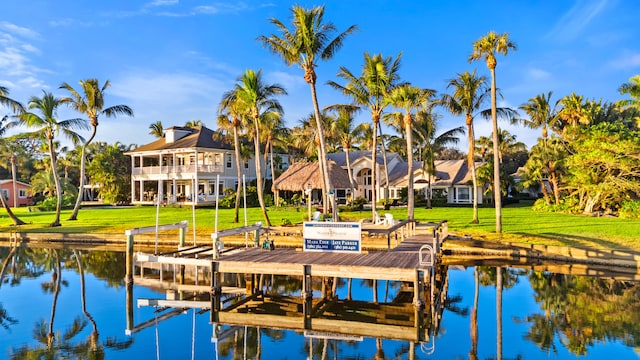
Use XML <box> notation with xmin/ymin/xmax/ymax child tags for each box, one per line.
<box><xmin>1</xmin><ymin>189</ymin><xmax>8</xmax><ymax>200</ymax></box>
<box><xmin>226</xmin><ymin>154</ymin><xmax>232</xmax><ymax>168</ymax></box>
<box><xmin>244</xmin><ymin>161</ymin><xmax>249</xmax><ymax>169</ymax></box>
<box><xmin>214</xmin><ymin>154</ymin><xmax>222</xmax><ymax>167</ymax></box>
<box><xmin>19</xmin><ymin>189</ymin><xmax>27</xmax><ymax>198</ymax></box>
<box><xmin>457</xmin><ymin>187</ymin><xmax>470</xmax><ymax>202</ymax></box>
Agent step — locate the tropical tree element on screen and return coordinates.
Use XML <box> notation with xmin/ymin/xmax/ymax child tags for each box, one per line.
<box><xmin>148</xmin><ymin>121</ymin><xmax>164</xmax><ymax>138</ymax></box>
<box><xmin>519</xmin><ymin>91</ymin><xmax>560</xmax><ymax>140</ymax></box>
<box><xmin>218</xmin><ymin>90</ymin><xmax>249</xmax><ymax>223</ymax></box>
<box><xmin>469</xmin><ymin>31</ymin><xmax>517</xmax><ymax>233</ymax></box>
<box><xmin>329</xmin><ymin>52</ymin><xmax>402</xmax><ymax>217</ymax></box>
<box><xmin>556</xmin><ymin>93</ymin><xmax>587</xmax><ymax>136</ymax></box>
<box><xmin>60</xmin><ymin>79</ymin><xmax>133</xmax><ymax>220</ymax></box>
<box><xmin>441</xmin><ymin>70</ymin><xmax>491</xmax><ymax>223</ymax></box>
<box><xmin>0</xmin><ymin>88</ymin><xmax>26</xmax><ymax>224</ymax></box>
<box><xmin>0</xmin><ymin>121</ymin><xmax>26</xmax><ymax>225</ymax></box>
<box><xmin>259</xmin><ymin>111</ymin><xmax>286</xmax><ymax>192</ymax></box>
<box><xmin>385</xmin><ymin>85</ymin><xmax>434</xmax><ymax>220</ymax></box>
<box><xmin>86</xmin><ymin>142</ymin><xmax>132</xmax><ymax>204</ymax></box>
<box><xmin>617</xmin><ymin>75</ymin><xmax>640</xmax><ymax>110</ymax></box>
<box><xmin>0</xmin><ymin>86</ymin><xmax>24</xmax><ymax>114</ymax></box>
<box><xmin>413</xmin><ymin>110</ymin><xmax>464</xmax><ymax>208</ymax></box>
<box><xmin>259</xmin><ymin>4</ymin><xmax>357</xmax><ymax>218</ymax></box>
<box><xmin>17</xmin><ymin>92</ymin><xmax>87</xmax><ymax>226</ymax></box>
<box><xmin>325</xmin><ymin>104</ymin><xmax>366</xmax><ymax>203</ymax></box>
<box><xmin>185</xmin><ymin>119</ymin><xmax>203</xmax><ymax>127</ymax></box>
<box><xmin>233</xmin><ymin>69</ymin><xmax>286</xmax><ymax>226</ymax></box>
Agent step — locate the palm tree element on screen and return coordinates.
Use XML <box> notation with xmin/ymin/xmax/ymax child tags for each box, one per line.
<box><xmin>519</xmin><ymin>91</ymin><xmax>560</xmax><ymax>140</ymax></box>
<box><xmin>325</xmin><ymin>104</ymin><xmax>365</xmax><ymax>204</ymax></box>
<box><xmin>556</xmin><ymin>93</ymin><xmax>586</xmax><ymax>137</ymax></box>
<box><xmin>441</xmin><ymin>70</ymin><xmax>491</xmax><ymax>223</ymax></box>
<box><xmin>0</xmin><ymin>86</ymin><xmax>24</xmax><ymax>114</ymax></box>
<box><xmin>329</xmin><ymin>52</ymin><xmax>402</xmax><ymax>218</ymax></box>
<box><xmin>259</xmin><ymin>4</ymin><xmax>358</xmax><ymax>218</ymax></box>
<box><xmin>148</xmin><ymin>121</ymin><xmax>164</xmax><ymax>138</ymax></box>
<box><xmin>233</xmin><ymin>69</ymin><xmax>286</xmax><ymax>227</ymax></box>
<box><xmin>259</xmin><ymin>111</ymin><xmax>285</xmax><ymax>192</ymax></box>
<box><xmin>219</xmin><ymin>89</ymin><xmax>249</xmax><ymax>223</ymax></box>
<box><xmin>617</xmin><ymin>75</ymin><xmax>640</xmax><ymax>110</ymax></box>
<box><xmin>60</xmin><ymin>79</ymin><xmax>133</xmax><ymax>220</ymax></box>
<box><xmin>17</xmin><ymin>91</ymin><xmax>87</xmax><ymax>227</ymax></box>
<box><xmin>185</xmin><ymin>119</ymin><xmax>203</xmax><ymax>127</ymax></box>
<box><xmin>385</xmin><ymin>85</ymin><xmax>433</xmax><ymax>220</ymax></box>
<box><xmin>469</xmin><ymin>31</ymin><xmax>517</xmax><ymax>233</ymax></box>
<box><xmin>413</xmin><ymin>111</ymin><xmax>464</xmax><ymax>208</ymax></box>
<box><xmin>0</xmin><ymin>122</ymin><xmax>26</xmax><ymax>225</ymax></box>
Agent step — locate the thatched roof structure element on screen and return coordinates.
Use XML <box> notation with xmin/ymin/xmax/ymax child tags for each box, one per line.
<box><xmin>272</xmin><ymin>160</ymin><xmax>352</xmax><ymax>192</ymax></box>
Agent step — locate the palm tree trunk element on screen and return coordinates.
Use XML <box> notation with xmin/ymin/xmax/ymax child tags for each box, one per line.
<box><xmin>69</xmin><ymin>126</ymin><xmax>97</xmax><ymax>220</ymax></box>
<box><xmin>344</xmin><ymin>147</ymin><xmax>355</xmax><ymax>205</ymax></box>
<box><xmin>468</xmin><ymin>122</ymin><xmax>479</xmax><ymax>223</ymax></box>
<box><xmin>252</xmin><ymin>119</ymin><xmax>271</xmax><ymax>226</ymax></box>
<box><xmin>0</xmin><ymin>189</ymin><xmax>25</xmax><ymax>225</ymax></box>
<box><xmin>378</xmin><ymin>122</ymin><xmax>391</xmax><ymax>210</ymax></box>
<box><xmin>233</xmin><ymin>126</ymin><xmax>242</xmax><ymax>223</ymax></box>
<box><xmin>308</xmin><ymin>82</ymin><xmax>334</xmax><ymax>217</ymax></box>
<box><xmin>405</xmin><ymin>114</ymin><xmax>415</xmax><ymax>220</ymax></box>
<box><xmin>269</xmin><ymin>144</ymin><xmax>277</xmax><ymax>203</ymax></box>
<box><xmin>371</xmin><ymin>118</ymin><xmax>379</xmax><ymax>221</ymax></box>
<box><xmin>49</xmin><ymin>138</ymin><xmax>62</xmax><ymax>227</ymax></box>
<box><xmin>469</xmin><ymin>268</ymin><xmax>479</xmax><ymax>360</ymax></box>
<box><xmin>490</xmin><ymin>68</ymin><xmax>502</xmax><ymax>233</ymax></box>
<box><xmin>10</xmin><ymin>154</ymin><xmax>17</xmax><ymax>208</ymax></box>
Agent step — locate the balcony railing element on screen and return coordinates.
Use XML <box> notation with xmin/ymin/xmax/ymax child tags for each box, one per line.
<box><xmin>132</xmin><ymin>164</ymin><xmax>223</xmax><ymax>175</ymax></box>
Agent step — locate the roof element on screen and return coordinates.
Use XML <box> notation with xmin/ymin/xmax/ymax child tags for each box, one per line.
<box><xmin>272</xmin><ymin>161</ymin><xmax>353</xmax><ymax>192</ymax></box>
<box><xmin>126</xmin><ymin>125</ymin><xmax>233</xmax><ymax>153</ymax></box>
<box><xmin>0</xmin><ymin>180</ymin><xmax>31</xmax><ymax>187</ymax></box>
<box><xmin>327</xmin><ymin>150</ymin><xmax>397</xmax><ymax>167</ymax></box>
<box><xmin>388</xmin><ymin>160</ymin><xmax>483</xmax><ymax>188</ymax></box>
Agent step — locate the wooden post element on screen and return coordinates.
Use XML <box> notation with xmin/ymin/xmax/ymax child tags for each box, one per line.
<box><xmin>254</xmin><ymin>223</ymin><xmax>261</xmax><ymax>247</ymax></box>
<box><xmin>179</xmin><ymin>226</ymin><xmax>186</xmax><ymax>247</ymax></box>
<box><xmin>210</xmin><ymin>261</ymin><xmax>221</xmax><ymax>323</ymax></box>
<box><xmin>125</xmin><ymin>281</ymin><xmax>134</xmax><ymax>335</ymax></box>
<box><xmin>413</xmin><ymin>269</ymin><xmax>425</xmax><ymax>310</ymax></box>
<box><xmin>125</xmin><ymin>232</ymin><xmax>134</xmax><ymax>286</ymax></box>
<box><xmin>302</xmin><ymin>265</ymin><xmax>312</xmax><ymax>329</ymax></box>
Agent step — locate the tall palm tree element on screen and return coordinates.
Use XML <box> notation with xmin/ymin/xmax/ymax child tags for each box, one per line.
<box><xmin>469</xmin><ymin>31</ymin><xmax>517</xmax><ymax>233</ymax></box>
<box><xmin>0</xmin><ymin>88</ymin><xmax>26</xmax><ymax>224</ymax></box>
<box><xmin>385</xmin><ymin>85</ymin><xmax>433</xmax><ymax>220</ymax></box>
<box><xmin>259</xmin><ymin>4</ymin><xmax>357</xmax><ymax>218</ymax></box>
<box><xmin>259</xmin><ymin>111</ymin><xmax>285</xmax><ymax>191</ymax></box>
<box><xmin>556</xmin><ymin>93</ymin><xmax>586</xmax><ymax>137</ymax></box>
<box><xmin>148</xmin><ymin>121</ymin><xmax>164</xmax><ymax>138</ymax></box>
<box><xmin>60</xmin><ymin>79</ymin><xmax>133</xmax><ymax>220</ymax></box>
<box><xmin>234</xmin><ymin>69</ymin><xmax>286</xmax><ymax>227</ymax></box>
<box><xmin>17</xmin><ymin>91</ymin><xmax>87</xmax><ymax>227</ymax></box>
<box><xmin>219</xmin><ymin>89</ymin><xmax>249</xmax><ymax>223</ymax></box>
<box><xmin>519</xmin><ymin>91</ymin><xmax>560</xmax><ymax>140</ymax></box>
<box><xmin>325</xmin><ymin>104</ymin><xmax>365</xmax><ymax>203</ymax></box>
<box><xmin>329</xmin><ymin>52</ymin><xmax>402</xmax><ymax>218</ymax></box>
<box><xmin>413</xmin><ymin>111</ymin><xmax>464</xmax><ymax>208</ymax></box>
<box><xmin>441</xmin><ymin>70</ymin><xmax>491</xmax><ymax>223</ymax></box>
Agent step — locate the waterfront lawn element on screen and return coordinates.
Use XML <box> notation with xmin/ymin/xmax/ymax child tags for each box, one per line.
<box><xmin>1</xmin><ymin>203</ymin><xmax>638</xmax><ymax>252</ymax></box>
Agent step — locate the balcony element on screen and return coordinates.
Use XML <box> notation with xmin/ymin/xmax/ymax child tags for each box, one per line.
<box><xmin>132</xmin><ymin>164</ymin><xmax>223</xmax><ymax>176</ymax></box>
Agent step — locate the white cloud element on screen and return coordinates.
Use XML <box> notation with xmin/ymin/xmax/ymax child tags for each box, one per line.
<box><xmin>528</xmin><ymin>68</ymin><xmax>551</xmax><ymax>80</ymax></box>
<box><xmin>545</xmin><ymin>0</ymin><xmax>608</xmax><ymax>42</ymax></box>
<box><xmin>608</xmin><ymin>51</ymin><xmax>640</xmax><ymax>70</ymax></box>
<box><xmin>0</xmin><ymin>21</ymin><xmax>39</xmax><ymax>39</ymax></box>
<box><xmin>147</xmin><ymin>0</ymin><xmax>180</xmax><ymax>7</ymax></box>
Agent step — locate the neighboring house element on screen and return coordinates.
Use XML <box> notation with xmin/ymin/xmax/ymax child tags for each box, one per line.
<box><xmin>125</xmin><ymin>125</ymin><xmax>261</xmax><ymax>205</ymax></box>
<box><xmin>0</xmin><ymin>179</ymin><xmax>33</xmax><ymax>207</ymax></box>
<box><xmin>327</xmin><ymin>151</ymin><xmax>483</xmax><ymax>205</ymax></box>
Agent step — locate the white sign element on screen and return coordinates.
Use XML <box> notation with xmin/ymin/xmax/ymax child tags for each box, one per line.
<box><xmin>303</xmin><ymin>222</ymin><xmax>361</xmax><ymax>253</ymax></box>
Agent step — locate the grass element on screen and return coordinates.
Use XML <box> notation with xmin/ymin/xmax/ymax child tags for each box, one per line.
<box><xmin>1</xmin><ymin>202</ymin><xmax>639</xmax><ymax>252</ymax></box>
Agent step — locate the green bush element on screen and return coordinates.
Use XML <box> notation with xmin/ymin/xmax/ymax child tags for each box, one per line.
<box><xmin>36</xmin><ymin>194</ymin><xmax>76</xmax><ymax>211</ymax></box>
<box><xmin>619</xmin><ymin>201</ymin><xmax>640</xmax><ymax>219</ymax></box>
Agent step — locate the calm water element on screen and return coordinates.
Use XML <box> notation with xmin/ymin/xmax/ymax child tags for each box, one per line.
<box><xmin>1</xmin><ymin>245</ymin><xmax>639</xmax><ymax>359</ymax></box>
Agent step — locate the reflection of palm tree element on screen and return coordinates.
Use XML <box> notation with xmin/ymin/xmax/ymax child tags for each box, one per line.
<box><xmin>469</xmin><ymin>268</ymin><xmax>479</xmax><ymax>360</ymax></box>
<box><xmin>74</xmin><ymin>250</ymin><xmax>99</xmax><ymax>350</ymax></box>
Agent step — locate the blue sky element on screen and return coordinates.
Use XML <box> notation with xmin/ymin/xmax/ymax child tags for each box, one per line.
<box><xmin>2</xmin><ymin>0</ymin><xmax>639</xmax><ymax>151</ymax></box>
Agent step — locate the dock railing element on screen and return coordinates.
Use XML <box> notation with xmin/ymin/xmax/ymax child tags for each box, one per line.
<box><xmin>364</xmin><ymin>219</ymin><xmax>415</xmax><ymax>250</ymax></box>
<box><xmin>211</xmin><ymin>222</ymin><xmax>263</xmax><ymax>259</ymax></box>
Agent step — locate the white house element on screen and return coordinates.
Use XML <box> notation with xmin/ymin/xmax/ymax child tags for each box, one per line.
<box><xmin>125</xmin><ymin>125</ymin><xmax>262</xmax><ymax>205</ymax></box>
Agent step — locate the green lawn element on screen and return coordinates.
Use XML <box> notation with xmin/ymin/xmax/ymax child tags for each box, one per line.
<box><xmin>2</xmin><ymin>203</ymin><xmax>639</xmax><ymax>252</ymax></box>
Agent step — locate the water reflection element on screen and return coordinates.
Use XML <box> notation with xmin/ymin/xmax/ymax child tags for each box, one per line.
<box><xmin>1</xmin><ymin>244</ymin><xmax>640</xmax><ymax>359</ymax></box>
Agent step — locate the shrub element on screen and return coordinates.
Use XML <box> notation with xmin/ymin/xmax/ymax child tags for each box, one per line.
<box><xmin>619</xmin><ymin>201</ymin><xmax>640</xmax><ymax>219</ymax></box>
